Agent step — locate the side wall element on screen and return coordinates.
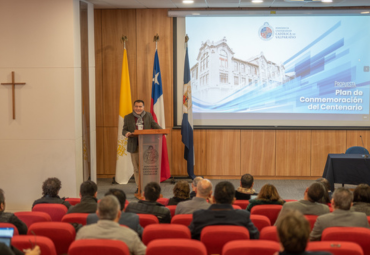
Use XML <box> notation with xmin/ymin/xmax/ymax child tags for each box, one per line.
<box><xmin>0</xmin><ymin>0</ymin><xmax>94</xmax><ymax>211</ymax></box>
<box><xmin>95</xmin><ymin>9</ymin><xmax>370</xmax><ymax>179</ymax></box>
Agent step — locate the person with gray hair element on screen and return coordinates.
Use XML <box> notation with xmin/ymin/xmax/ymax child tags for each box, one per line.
<box><xmin>310</xmin><ymin>187</ymin><xmax>369</xmax><ymax>241</ymax></box>
<box><xmin>175</xmin><ymin>179</ymin><xmax>212</xmax><ymax>215</ymax></box>
<box><xmin>76</xmin><ymin>195</ymin><xmax>146</xmax><ymax>255</ymax></box>
<box><xmin>190</xmin><ymin>176</ymin><xmax>203</xmax><ymax>199</ymax></box>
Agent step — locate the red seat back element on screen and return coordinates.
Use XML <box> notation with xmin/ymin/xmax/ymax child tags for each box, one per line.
<box><xmin>284</xmin><ymin>199</ymin><xmax>298</xmax><ymax>202</ymax></box>
<box><xmin>146</xmin><ymin>239</ymin><xmax>207</xmax><ymax>255</ymax></box>
<box><xmin>62</xmin><ymin>213</ymin><xmax>89</xmax><ymax>225</ymax></box>
<box><xmin>223</xmin><ymin>240</ymin><xmax>280</xmax><ymax>255</ymax></box>
<box><xmin>251</xmin><ymin>205</ymin><xmax>282</xmax><ymax>225</ymax></box>
<box><xmin>28</xmin><ymin>222</ymin><xmax>76</xmax><ymax>255</ymax></box>
<box><xmin>259</xmin><ymin>226</ymin><xmax>279</xmax><ymax>242</ymax></box>
<box><xmin>322</xmin><ymin>227</ymin><xmax>370</xmax><ymax>255</ymax></box>
<box><xmin>165</xmin><ymin>205</ymin><xmax>177</xmax><ymax>217</ymax></box>
<box><xmin>12</xmin><ymin>235</ymin><xmax>57</xmax><ymax>255</ymax></box>
<box><xmin>65</xmin><ymin>198</ymin><xmax>81</xmax><ymax>206</ymax></box>
<box><xmin>304</xmin><ymin>214</ymin><xmax>318</xmax><ymax>231</ymax></box>
<box><xmin>250</xmin><ymin>214</ymin><xmax>271</xmax><ymax>232</ymax></box>
<box><xmin>233</xmin><ymin>200</ymin><xmax>250</xmax><ymax>210</ymax></box>
<box><xmin>171</xmin><ymin>214</ymin><xmax>193</xmax><ymax>226</ymax></box>
<box><xmin>307</xmin><ymin>241</ymin><xmax>364</xmax><ymax>255</ymax></box>
<box><xmin>201</xmin><ymin>225</ymin><xmax>249</xmax><ymax>255</ymax></box>
<box><xmin>68</xmin><ymin>239</ymin><xmax>130</xmax><ymax>255</ymax></box>
<box><xmin>32</xmin><ymin>204</ymin><xmax>68</xmax><ymax>222</ymax></box>
<box><xmin>157</xmin><ymin>198</ymin><xmax>169</xmax><ymax>206</ymax></box>
<box><xmin>232</xmin><ymin>205</ymin><xmax>242</xmax><ymax>210</ymax></box>
<box><xmin>0</xmin><ymin>223</ymin><xmax>19</xmax><ymax>235</ymax></box>
<box><xmin>14</xmin><ymin>211</ymin><xmax>52</xmax><ymax>228</ymax></box>
<box><xmin>137</xmin><ymin>214</ymin><xmax>159</xmax><ymax>227</ymax></box>
<box><xmin>142</xmin><ymin>224</ymin><xmax>191</xmax><ymax>245</ymax></box>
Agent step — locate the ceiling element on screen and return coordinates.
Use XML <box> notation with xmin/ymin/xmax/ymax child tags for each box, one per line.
<box><xmin>86</xmin><ymin>0</ymin><xmax>370</xmax><ymax>9</ymax></box>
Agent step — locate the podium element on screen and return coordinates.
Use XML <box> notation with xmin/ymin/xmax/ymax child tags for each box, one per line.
<box><xmin>130</xmin><ymin>129</ymin><xmax>170</xmax><ymax>199</ymax></box>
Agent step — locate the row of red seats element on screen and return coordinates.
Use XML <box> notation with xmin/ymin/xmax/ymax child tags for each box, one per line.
<box><xmin>7</xmin><ymin>224</ymin><xmax>369</xmax><ymax>255</ymax></box>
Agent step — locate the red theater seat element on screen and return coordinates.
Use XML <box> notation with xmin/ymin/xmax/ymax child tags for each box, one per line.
<box><xmin>146</xmin><ymin>239</ymin><xmax>207</xmax><ymax>255</ymax></box>
<box><xmin>65</xmin><ymin>198</ymin><xmax>81</xmax><ymax>206</ymax></box>
<box><xmin>14</xmin><ymin>211</ymin><xmax>52</xmax><ymax>228</ymax></box>
<box><xmin>137</xmin><ymin>214</ymin><xmax>159</xmax><ymax>227</ymax></box>
<box><xmin>250</xmin><ymin>214</ymin><xmax>271</xmax><ymax>232</ymax></box>
<box><xmin>32</xmin><ymin>204</ymin><xmax>68</xmax><ymax>222</ymax></box>
<box><xmin>322</xmin><ymin>227</ymin><xmax>370</xmax><ymax>255</ymax></box>
<box><xmin>61</xmin><ymin>213</ymin><xmax>89</xmax><ymax>225</ymax></box>
<box><xmin>157</xmin><ymin>198</ymin><xmax>169</xmax><ymax>206</ymax></box>
<box><xmin>142</xmin><ymin>224</ymin><xmax>191</xmax><ymax>245</ymax></box>
<box><xmin>307</xmin><ymin>241</ymin><xmax>363</xmax><ymax>255</ymax></box>
<box><xmin>304</xmin><ymin>214</ymin><xmax>318</xmax><ymax>231</ymax></box>
<box><xmin>28</xmin><ymin>222</ymin><xmax>75</xmax><ymax>255</ymax></box>
<box><xmin>165</xmin><ymin>205</ymin><xmax>177</xmax><ymax>217</ymax></box>
<box><xmin>201</xmin><ymin>225</ymin><xmax>249</xmax><ymax>255</ymax></box>
<box><xmin>12</xmin><ymin>235</ymin><xmax>57</xmax><ymax>255</ymax></box>
<box><xmin>233</xmin><ymin>200</ymin><xmax>250</xmax><ymax>210</ymax></box>
<box><xmin>223</xmin><ymin>240</ymin><xmax>280</xmax><ymax>255</ymax></box>
<box><xmin>251</xmin><ymin>205</ymin><xmax>282</xmax><ymax>225</ymax></box>
<box><xmin>171</xmin><ymin>214</ymin><xmax>193</xmax><ymax>226</ymax></box>
<box><xmin>259</xmin><ymin>226</ymin><xmax>279</xmax><ymax>243</ymax></box>
<box><xmin>69</xmin><ymin>239</ymin><xmax>130</xmax><ymax>255</ymax></box>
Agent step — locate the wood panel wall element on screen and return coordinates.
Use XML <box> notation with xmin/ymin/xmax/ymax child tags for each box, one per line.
<box><xmin>95</xmin><ymin>9</ymin><xmax>370</xmax><ymax>179</ymax></box>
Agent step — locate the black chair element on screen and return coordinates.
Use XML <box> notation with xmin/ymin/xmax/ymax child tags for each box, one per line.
<box><xmin>345</xmin><ymin>146</ymin><xmax>369</xmax><ymax>154</ymax></box>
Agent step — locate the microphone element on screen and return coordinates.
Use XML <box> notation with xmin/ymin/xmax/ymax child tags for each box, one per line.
<box><xmin>360</xmin><ymin>135</ymin><xmax>368</xmax><ymax>159</ymax></box>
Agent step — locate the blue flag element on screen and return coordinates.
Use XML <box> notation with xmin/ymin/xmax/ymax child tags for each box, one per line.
<box><xmin>181</xmin><ymin>47</ymin><xmax>195</xmax><ymax>179</ymax></box>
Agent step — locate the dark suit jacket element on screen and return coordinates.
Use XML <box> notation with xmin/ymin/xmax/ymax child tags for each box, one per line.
<box><xmin>122</xmin><ymin>112</ymin><xmax>162</xmax><ymax>153</ymax></box>
<box><xmin>125</xmin><ymin>200</ymin><xmax>171</xmax><ymax>223</ymax></box>
<box><xmin>189</xmin><ymin>204</ymin><xmax>259</xmax><ymax>240</ymax></box>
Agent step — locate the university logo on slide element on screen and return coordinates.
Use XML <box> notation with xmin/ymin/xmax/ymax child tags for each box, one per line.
<box><xmin>259</xmin><ymin>22</ymin><xmax>274</xmax><ymax>41</ymax></box>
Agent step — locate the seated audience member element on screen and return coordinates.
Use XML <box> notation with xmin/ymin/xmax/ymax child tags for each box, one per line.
<box><xmin>32</xmin><ymin>177</ymin><xmax>71</xmax><ymax>209</ymax></box>
<box><xmin>168</xmin><ymin>180</ymin><xmax>190</xmax><ymax>205</ymax></box>
<box><xmin>125</xmin><ymin>182</ymin><xmax>171</xmax><ymax>223</ymax></box>
<box><xmin>87</xmin><ymin>188</ymin><xmax>143</xmax><ymax>235</ymax></box>
<box><xmin>76</xmin><ymin>195</ymin><xmax>146</xmax><ymax>255</ymax></box>
<box><xmin>175</xmin><ymin>179</ymin><xmax>212</xmax><ymax>215</ymax></box>
<box><xmin>67</xmin><ymin>180</ymin><xmax>98</xmax><ymax>214</ymax></box>
<box><xmin>189</xmin><ymin>181</ymin><xmax>259</xmax><ymax>240</ymax></box>
<box><xmin>276</xmin><ymin>209</ymin><xmax>331</xmax><ymax>255</ymax></box>
<box><xmin>0</xmin><ymin>189</ymin><xmax>27</xmax><ymax>235</ymax></box>
<box><xmin>276</xmin><ymin>183</ymin><xmax>330</xmax><ymax>223</ymax></box>
<box><xmin>310</xmin><ymin>187</ymin><xmax>369</xmax><ymax>241</ymax></box>
<box><xmin>247</xmin><ymin>183</ymin><xmax>285</xmax><ymax>211</ymax></box>
<box><xmin>0</xmin><ymin>242</ymin><xmax>40</xmax><ymax>255</ymax></box>
<box><xmin>315</xmin><ymin>178</ymin><xmax>331</xmax><ymax>204</ymax></box>
<box><xmin>190</xmin><ymin>177</ymin><xmax>203</xmax><ymax>199</ymax></box>
<box><xmin>235</xmin><ymin>173</ymin><xmax>258</xmax><ymax>200</ymax></box>
<box><xmin>352</xmin><ymin>184</ymin><xmax>370</xmax><ymax>215</ymax></box>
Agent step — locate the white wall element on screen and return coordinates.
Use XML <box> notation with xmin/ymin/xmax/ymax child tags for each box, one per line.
<box><xmin>0</xmin><ymin>0</ymin><xmax>95</xmax><ymax>211</ymax></box>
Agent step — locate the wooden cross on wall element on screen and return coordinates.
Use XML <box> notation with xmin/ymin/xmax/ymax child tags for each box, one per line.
<box><xmin>1</xmin><ymin>71</ymin><xmax>26</xmax><ymax>119</ymax></box>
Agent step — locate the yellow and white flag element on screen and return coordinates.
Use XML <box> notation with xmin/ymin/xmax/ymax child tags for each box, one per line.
<box><xmin>115</xmin><ymin>48</ymin><xmax>133</xmax><ymax>184</ymax></box>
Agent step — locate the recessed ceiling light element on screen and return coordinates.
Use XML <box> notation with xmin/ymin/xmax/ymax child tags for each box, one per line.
<box><xmin>321</xmin><ymin>0</ymin><xmax>332</xmax><ymax>2</ymax></box>
<box><xmin>183</xmin><ymin>0</ymin><xmax>194</xmax><ymax>3</ymax></box>
<box><xmin>361</xmin><ymin>11</ymin><xmax>370</xmax><ymax>14</ymax></box>
<box><xmin>252</xmin><ymin>0</ymin><xmax>263</xmax><ymax>3</ymax></box>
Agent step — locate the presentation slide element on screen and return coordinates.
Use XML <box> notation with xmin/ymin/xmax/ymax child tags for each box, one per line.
<box><xmin>183</xmin><ymin>15</ymin><xmax>370</xmax><ymax>127</ymax></box>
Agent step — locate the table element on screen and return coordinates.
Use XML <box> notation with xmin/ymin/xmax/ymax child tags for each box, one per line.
<box><xmin>322</xmin><ymin>154</ymin><xmax>370</xmax><ymax>191</ymax></box>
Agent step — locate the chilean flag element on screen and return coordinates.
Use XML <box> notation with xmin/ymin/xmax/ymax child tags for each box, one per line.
<box><xmin>150</xmin><ymin>50</ymin><xmax>171</xmax><ymax>182</ymax></box>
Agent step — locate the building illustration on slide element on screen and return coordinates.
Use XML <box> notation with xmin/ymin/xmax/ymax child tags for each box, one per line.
<box><xmin>190</xmin><ymin>37</ymin><xmax>294</xmax><ymax>104</ymax></box>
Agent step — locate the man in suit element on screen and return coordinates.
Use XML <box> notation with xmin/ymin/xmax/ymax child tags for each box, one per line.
<box><xmin>310</xmin><ymin>187</ymin><xmax>369</xmax><ymax>241</ymax></box>
<box><xmin>122</xmin><ymin>100</ymin><xmax>162</xmax><ymax>191</ymax></box>
<box><xmin>189</xmin><ymin>181</ymin><xmax>259</xmax><ymax>240</ymax></box>
<box><xmin>175</xmin><ymin>179</ymin><xmax>212</xmax><ymax>215</ymax></box>
<box><xmin>275</xmin><ymin>182</ymin><xmax>330</xmax><ymax>223</ymax></box>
